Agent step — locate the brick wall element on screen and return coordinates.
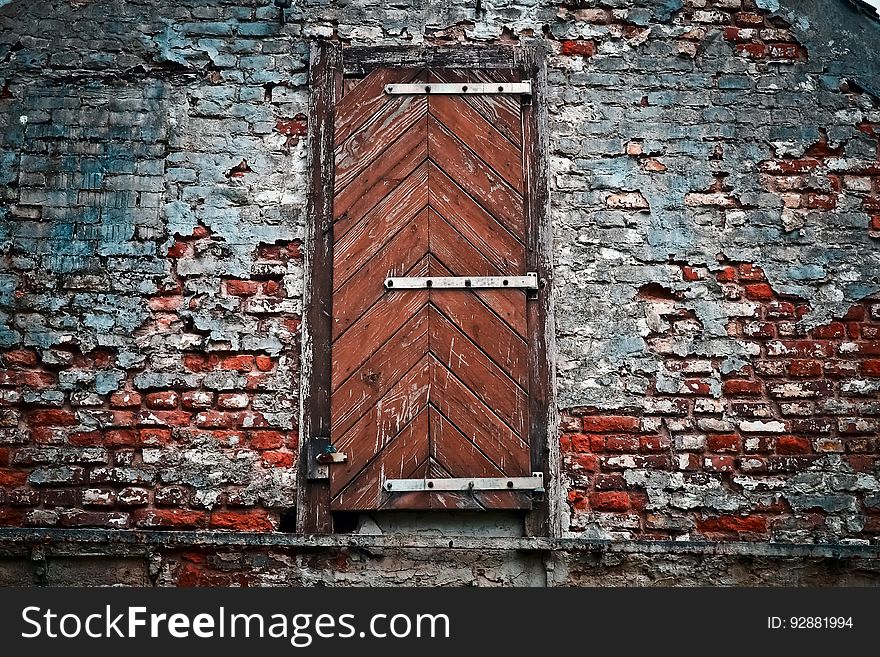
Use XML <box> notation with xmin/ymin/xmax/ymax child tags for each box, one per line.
<box><xmin>0</xmin><ymin>0</ymin><xmax>878</xmax><ymax>545</ymax></box>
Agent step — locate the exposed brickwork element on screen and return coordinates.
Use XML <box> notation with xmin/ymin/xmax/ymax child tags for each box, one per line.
<box><xmin>0</xmin><ymin>0</ymin><xmax>878</xmax><ymax>552</ymax></box>
<box><xmin>562</xmin><ymin>263</ymin><xmax>880</xmax><ymax>542</ymax></box>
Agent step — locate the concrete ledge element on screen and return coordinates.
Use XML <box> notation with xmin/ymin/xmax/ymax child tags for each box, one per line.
<box><xmin>0</xmin><ymin>528</ymin><xmax>877</xmax><ymax>560</ymax></box>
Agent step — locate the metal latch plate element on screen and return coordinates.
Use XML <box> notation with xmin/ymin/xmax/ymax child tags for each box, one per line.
<box><xmin>385</xmin><ymin>82</ymin><xmax>531</xmax><ymax>95</ymax></box>
<box><xmin>385</xmin><ymin>472</ymin><xmax>544</xmax><ymax>493</ymax></box>
<box><xmin>385</xmin><ymin>273</ymin><xmax>538</xmax><ymax>290</ymax></box>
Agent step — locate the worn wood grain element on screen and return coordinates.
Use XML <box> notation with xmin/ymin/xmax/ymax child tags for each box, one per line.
<box><xmin>428</xmin><ymin>115</ymin><xmax>524</xmax><ymax>240</ymax></box>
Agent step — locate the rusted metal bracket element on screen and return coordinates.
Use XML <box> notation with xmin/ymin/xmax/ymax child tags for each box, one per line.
<box><xmin>384</xmin><ymin>472</ymin><xmax>544</xmax><ymax>493</ymax></box>
<box><xmin>385</xmin><ymin>273</ymin><xmax>538</xmax><ymax>290</ymax></box>
<box><xmin>385</xmin><ymin>82</ymin><xmax>532</xmax><ymax>95</ymax></box>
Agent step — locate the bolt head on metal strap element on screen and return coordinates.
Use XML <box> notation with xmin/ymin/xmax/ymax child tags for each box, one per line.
<box><xmin>385</xmin><ymin>82</ymin><xmax>532</xmax><ymax>96</ymax></box>
<box><xmin>385</xmin><ymin>273</ymin><xmax>538</xmax><ymax>290</ymax></box>
<box><xmin>384</xmin><ymin>472</ymin><xmax>544</xmax><ymax>493</ymax></box>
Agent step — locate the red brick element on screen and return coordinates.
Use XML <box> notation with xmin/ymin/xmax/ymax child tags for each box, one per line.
<box><xmin>148</xmin><ymin>296</ymin><xmax>184</xmax><ymax>312</ymax></box>
<box><xmin>203</xmin><ymin>430</ymin><xmax>246</xmax><ymax>446</ymax></box>
<box><xmin>210</xmin><ymin>510</ymin><xmax>274</xmax><ymax>532</ymax></box>
<box><xmin>104</xmin><ymin>430</ymin><xmax>138</xmax><ymax>446</ymax></box>
<box><xmin>3</xmin><ymin>349</ymin><xmax>39</xmax><ymax>367</ymax></box>
<box><xmin>862</xmin><ymin>360</ymin><xmax>880</xmax><ymax>377</ymax></box>
<box><xmin>776</xmin><ymin>435</ymin><xmax>812</xmax><ymax>454</ymax></box>
<box><xmin>167</xmin><ymin>240</ymin><xmax>189</xmax><ymax>258</ymax></box>
<box><xmin>181</xmin><ymin>391</ymin><xmax>215</xmax><ymax>409</ymax></box>
<box><xmin>28</xmin><ymin>410</ymin><xmax>77</xmax><ymax>427</ymax></box>
<box><xmin>811</xmin><ymin>322</ymin><xmax>846</xmax><ymax>339</ymax></box>
<box><xmin>15</xmin><ymin>371</ymin><xmax>58</xmax><ymax>389</ymax></box>
<box><xmin>145</xmin><ymin>391</ymin><xmax>179</xmax><ymax>409</ymax></box>
<box><xmin>593</xmin><ymin>474</ymin><xmax>625</xmax><ymax>491</ymax></box>
<box><xmin>140</xmin><ymin>428</ymin><xmax>172</xmax><ymax>445</ymax></box>
<box><xmin>605</xmin><ymin>434</ymin><xmax>640</xmax><ymax>452</ymax></box>
<box><xmin>143</xmin><ymin>411</ymin><xmax>191</xmax><ymax>427</ymax></box>
<box><xmin>716</xmin><ymin>266</ymin><xmax>737</xmax><ymax>282</ymax></box>
<box><xmin>581</xmin><ymin>415</ymin><xmax>640</xmax><ymax>433</ymax></box>
<box><xmin>788</xmin><ymin>360</ymin><xmax>822</xmax><ymax>377</ymax></box>
<box><xmin>250</xmin><ymin>430</ymin><xmax>284</xmax><ymax>450</ymax></box>
<box><xmin>736</xmin><ymin>43</ymin><xmax>766</xmax><ymax>58</ymax></box>
<box><xmin>589</xmin><ymin>491</ymin><xmax>630</xmax><ymax>512</ymax></box>
<box><xmin>255</xmin><ymin>356</ymin><xmax>275</xmax><ymax>372</ymax></box>
<box><xmin>640</xmin><ymin>435</ymin><xmax>670</xmax><ymax>452</ymax></box>
<box><xmin>744</xmin><ymin>283</ymin><xmax>774</xmax><ymax>300</ymax></box>
<box><xmin>275</xmin><ymin>118</ymin><xmax>307</xmax><ymax>137</ymax></box>
<box><xmin>132</xmin><ymin>509</ymin><xmax>207</xmax><ymax>529</ymax></box>
<box><xmin>261</xmin><ymin>450</ymin><xmax>294</xmax><ymax>467</ymax></box>
<box><xmin>567</xmin><ymin>489</ymin><xmax>588</xmax><ymax>511</ymax></box>
<box><xmin>738</xmin><ymin>263</ymin><xmax>765</xmax><ymax>281</ymax></box>
<box><xmin>59</xmin><ymin>511</ymin><xmax>129</xmax><ymax>529</ymax></box>
<box><xmin>707</xmin><ymin>434</ymin><xmax>739</xmax><ymax>452</ymax></box>
<box><xmin>846</xmin><ymin>456</ymin><xmax>875</xmax><ymax>473</ymax></box>
<box><xmin>0</xmin><ymin>469</ymin><xmax>28</xmax><ymax>487</ymax></box>
<box><xmin>697</xmin><ymin>515</ymin><xmax>767</xmax><ymax>534</ymax></box>
<box><xmin>110</xmin><ymin>391</ymin><xmax>141</xmax><ymax>408</ymax></box>
<box><xmin>217</xmin><ymin>393</ymin><xmax>249</xmax><ymax>410</ymax></box>
<box><xmin>195</xmin><ymin>411</ymin><xmax>242</xmax><ymax>428</ymax></box>
<box><xmin>722</xmin><ymin>379</ymin><xmax>763</xmax><ymax>395</ymax></box>
<box><xmin>568</xmin><ymin>454</ymin><xmax>599</xmax><ymax>472</ymax></box>
<box><xmin>220</xmin><ymin>355</ymin><xmax>254</xmax><ymax>372</ymax></box>
<box><xmin>226</xmin><ymin>280</ymin><xmax>259</xmax><ymax>296</ymax></box>
<box><xmin>183</xmin><ymin>354</ymin><xmax>209</xmax><ymax>372</ymax></box>
<box><xmin>68</xmin><ymin>430</ymin><xmax>101</xmax><ymax>446</ymax></box>
<box><xmin>681</xmin><ymin>266</ymin><xmax>702</xmax><ymax>281</ymax></box>
<box><xmin>560</xmin><ymin>40</ymin><xmax>596</xmax><ymax>57</ymax></box>
<box><xmin>735</xmin><ymin>12</ymin><xmax>765</xmax><ymax>26</ymax></box>
<box><xmin>766</xmin><ymin>43</ymin><xmax>803</xmax><ymax>59</ymax></box>
<box><xmin>703</xmin><ymin>455</ymin><xmax>736</xmax><ymax>472</ymax></box>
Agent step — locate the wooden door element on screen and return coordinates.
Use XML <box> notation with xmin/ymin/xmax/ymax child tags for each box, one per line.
<box><xmin>328</xmin><ymin>68</ymin><xmax>533</xmax><ymax>511</ymax></box>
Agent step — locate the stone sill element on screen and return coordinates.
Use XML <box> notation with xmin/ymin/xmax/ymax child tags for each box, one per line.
<box><xmin>0</xmin><ymin>528</ymin><xmax>877</xmax><ymax>560</ymax></box>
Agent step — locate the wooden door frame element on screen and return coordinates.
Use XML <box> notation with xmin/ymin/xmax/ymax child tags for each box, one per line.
<box><xmin>297</xmin><ymin>42</ymin><xmax>558</xmax><ymax>537</ymax></box>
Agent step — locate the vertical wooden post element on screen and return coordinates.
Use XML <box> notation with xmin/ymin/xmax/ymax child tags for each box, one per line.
<box><xmin>297</xmin><ymin>40</ymin><xmax>341</xmax><ymax>534</ymax></box>
<box><xmin>519</xmin><ymin>44</ymin><xmax>558</xmax><ymax>538</ymax></box>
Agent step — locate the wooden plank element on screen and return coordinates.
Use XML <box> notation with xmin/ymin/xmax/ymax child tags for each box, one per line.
<box><xmin>332</xmin><ymin>289</ymin><xmax>429</xmax><ymax>391</ymax></box>
<box><xmin>429</xmin><ymin>406</ymin><xmax>505</xmax><ymax>478</ymax></box>
<box><xmin>333</xmin><ymin>163</ymin><xmax>429</xmax><ymax>289</ymax></box>
<box><xmin>429</xmin><ymin>162</ymin><xmax>523</xmax><ymax>267</ymax></box>
<box><xmin>428</xmin><ymin>208</ymin><xmax>527</xmax><ymax>339</ymax></box>
<box><xmin>430</xmin><ymin>289</ymin><xmax>528</xmax><ymax>389</ymax></box>
<box><xmin>332</xmin><ymin>208</ymin><xmax>428</xmax><ymax>338</ymax></box>
<box><xmin>331</xmin><ymin>310</ymin><xmax>429</xmax><ymax>438</ymax></box>
<box><xmin>331</xmin><ymin>408</ymin><xmax>430</xmax><ymax>510</ymax></box>
<box><xmin>430</xmin><ymin>354</ymin><xmax>531</xmax><ymax>475</ymax></box>
<box><xmin>333</xmin><ymin>116</ymin><xmax>428</xmax><ymax>225</ymax></box>
<box><xmin>334</xmin><ymin>93</ymin><xmax>428</xmax><ymax>195</ymax></box>
<box><xmin>431</xmin><ymin>69</ymin><xmax>523</xmax><ymax>148</ymax></box>
<box><xmin>429</xmin><ymin>116</ymin><xmax>524</xmax><ymax>240</ymax></box>
<box><xmin>428</xmin><ymin>93</ymin><xmax>523</xmax><ymax>193</ymax></box>
<box><xmin>343</xmin><ymin>46</ymin><xmax>519</xmax><ymax>76</ymax></box>
<box><xmin>330</xmin><ymin>358</ymin><xmax>431</xmax><ymax>496</ymax></box>
<box><xmin>429</xmin><ymin>306</ymin><xmax>527</xmax><ymax>434</ymax></box>
<box><xmin>518</xmin><ymin>45</ymin><xmax>555</xmax><ymax>537</ymax></box>
<box><xmin>335</xmin><ymin>68</ymin><xmax>423</xmax><ymax>144</ymax></box>
<box><xmin>297</xmin><ymin>41</ymin><xmax>341</xmax><ymax>534</ymax></box>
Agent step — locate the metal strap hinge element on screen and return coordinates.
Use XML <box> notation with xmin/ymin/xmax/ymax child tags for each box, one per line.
<box><xmin>385</xmin><ymin>82</ymin><xmax>532</xmax><ymax>96</ymax></box>
<box><xmin>384</xmin><ymin>472</ymin><xmax>544</xmax><ymax>493</ymax></box>
<box><xmin>385</xmin><ymin>273</ymin><xmax>538</xmax><ymax>290</ymax></box>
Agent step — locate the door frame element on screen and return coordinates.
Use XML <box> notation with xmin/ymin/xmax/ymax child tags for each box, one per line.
<box><xmin>297</xmin><ymin>42</ymin><xmax>558</xmax><ymax>536</ymax></box>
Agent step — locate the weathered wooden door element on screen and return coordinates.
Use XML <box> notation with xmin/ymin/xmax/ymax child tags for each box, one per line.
<box><xmin>327</xmin><ymin>67</ymin><xmax>536</xmax><ymax>512</ymax></box>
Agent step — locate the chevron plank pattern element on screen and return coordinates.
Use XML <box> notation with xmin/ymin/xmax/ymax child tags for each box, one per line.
<box><xmin>330</xmin><ymin>68</ymin><xmax>531</xmax><ymax>511</ymax></box>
